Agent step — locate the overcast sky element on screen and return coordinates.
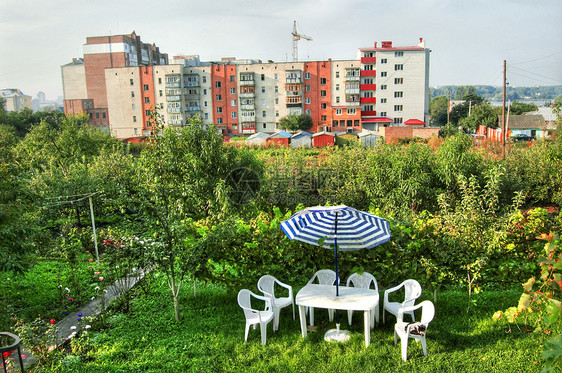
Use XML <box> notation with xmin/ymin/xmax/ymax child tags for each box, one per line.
<box><xmin>1</xmin><ymin>0</ymin><xmax>561</xmax><ymax>100</ymax></box>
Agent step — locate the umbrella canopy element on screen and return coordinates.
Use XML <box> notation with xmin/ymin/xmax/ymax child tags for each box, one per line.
<box><xmin>280</xmin><ymin>205</ymin><xmax>391</xmax><ymax>295</ymax></box>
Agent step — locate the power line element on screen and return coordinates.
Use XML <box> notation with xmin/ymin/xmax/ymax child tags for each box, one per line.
<box><xmin>508</xmin><ymin>70</ymin><xmax>560</xmax><ymax>86</ymax></box>
<box><xmin>507</xmin><ymin>65</ymin><xmax>562</xmax><ymax>85</ymax></box>
<box><xmin>511</xmin><ymin>50</ymin><xmax>562</xmax><ymax>65</ymax></box>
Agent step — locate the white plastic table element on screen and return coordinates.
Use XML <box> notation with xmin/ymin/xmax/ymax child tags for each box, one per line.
<box><xmin>295</xmin><ymin>284</ymin><xmax>379</xmax><ymax>346</ymax></box>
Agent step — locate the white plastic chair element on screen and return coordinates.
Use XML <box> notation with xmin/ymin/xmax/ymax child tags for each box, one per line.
<box><xmin>383</xmin><ymin>279</ymin><xmax>422</xmax><ymax>324</ymax></box>
<box><xmin>257</xmin><ymin>275</ymin><xmax>295</xmax><ymax>331</ymax></box>
<box><xmin>237</xmin><ymin>289</ymin><xmax>275</xmax><ymax>345</ymax></box>
<box><xmin>346</xmin><ymin>272</ymin><xmax>379</xmax><ymax>328</ymax></box>
<box><xmin>394</xmin><ymin>300</ymin><xmax>435</xmax><ymax>361</ymax></box>
<box><xmin>307</xmin><ymin>269</ymin><xmax>339</xmax><ymax>325</ymax></box>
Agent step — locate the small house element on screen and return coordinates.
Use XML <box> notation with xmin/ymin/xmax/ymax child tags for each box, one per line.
<box><xmin>503</xmin><ymin>115</ymin><xmax>547</xmax><ymax>138</ymax></box>
<box><xmin>266</xmin><ymin>130</ymin><xmax>292</xmax><ymax>146</ymax></box>
<box><xmin>312</xmin><ymin>131</ymin><xmax>335</xmax><ymax>147</ymax></box>
<box><xmin>291</xmin><ymin>131</ymin><xmax>313</xmax><ymax>148</ymax></box>
<box><xmin>245</xmin><ymin>132</ymin><xmax>270</xmax><ymax>146</ymax></box>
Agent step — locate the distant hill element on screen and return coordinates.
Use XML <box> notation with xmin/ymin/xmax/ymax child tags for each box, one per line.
<box><xmin>430</xmin><ymin>85</ymin><xmax>562</xmax><ymax>101</ymax></box>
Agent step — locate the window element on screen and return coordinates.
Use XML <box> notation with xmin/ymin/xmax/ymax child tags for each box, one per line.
<box><xmin>380</xmin><ymin>59</ymin><xmax>387</xmax><ymax>64</ymax></box>
<box><xmin>215</xmin><ymin>82</ymin><xmax>221</xmax><ymax>88</ymax></box>
<box><xmin>159</xmin><ymin>90</ymin><xmax>163</xmax><ymax>97</ymax></box>
<box><xmin>394</xmin><ymin>78</ymin><xmax>403</xmax><ymax>84</ymax></box>
<box><xmin>306</xmin><ymin>109</ymin><xmax>311</xmax><ymax>115</ymax></box>
<box><xmin>263</xmin><ymin>123</ymin><xmax>267</xmax><ymax>129</ymax></box>
<box><xmin>262</xmin><ymin>99</ymin><xmax>266</xmax><ymax>105</ymax></box>
<box><xmin>364</xmin><ymin>105</ymin><xmax>374</xmax><ymax>111</ymax></box>
<box><xmin>394</xmin><ymin>91</ymin><xmax>403</xmax><ymax>98</ymax></box>
<box><xmin>216</xmin><ymin>94</ymin><xmax>222</xmax><ymax>101</ymax></box>
<box><xmin>336</xmin><ymin>84</ymin><xmax>340</xmax><ymax>91</ymax></box>
<box><xmin>321</xmin><ymin>115</ymin><xmax>327</xmax><ymax>121</ymax></box>
<box><xmin>217</xmin><ymin>118</ymin><xmax>223</xmax><ymax>124</ymax></box>
<box><xmin>274</xmin><ymin>73</ymin><xmax>278</xmax><ymax>80</ymax></box>
<box><xmin>230</xmin><ymin>75</ymin><xmax>235</xmax><ymax>82</ymax></box>
<box><xmin>305</xmin><ymin>97</ymin><xmax>311</xmax><ymax>104</ymax></box>
<box><xmin>203</xmin><ymin>89</ymin><xmax>207</xmax><ymax>95</ymax></box>
<box><xmin>261</xmin><ymin>74</ymin><xmax>265</xmax><ymax>81</ymax></box>
<box><xmin>204</xmin><ymin>101</ymin><xmax>208</xmax><ymax>107</ymax></box>
<box><xmin>321</xmin><ymin>103</ymin><xmax>327</xmax><ymax>109</ymax></box>
<box><xmin>102</xmin><ymin>112</ymin><xmax>106</xmax><ymax>119</ymax></box>
<box><xmin>231</xmin><ymin>99</ymin><xmax>237</xmax><ymax>106</ymax></box>
<box><xmin>394</xmin><ymin>117</ymin><xmax>403</xmax><ymax>124</ymax></box>
<box><xmin>394</xmin><ymin>105</ymin><xmax>403</xmax><ymax>111</ymax></box>
<box><xmin>262</xmin><ymin>111</ymin><xmax>266</xmax><ymax>118</ymax></box>
<box><xmin>203</xmin><ymin>76</ymin><xmax>207</xmax><ymax>83</ymax></box>
<box><xmin>276</xmin><ymin>110</ymin><xmax>279</xmax><ymax>117</ymax></box>
<box><xmin>144</xmin><ymin>97</ymin><xmax>150</xmax><ymax>103</ymax></box>
<box><xmin>231</xmin><ymin>112</ymin><xmax>237</xmax><ymax>119</ymax></box>
<box><xmin>336</xmin><ymin>71</ymin><xmax>340</xmax><ymax>78</ymax></box>
<box><xmin>305</xmin><ymin>85</ymin><xmax>310</xmax><ymax>92</ymax></box>
<box><xmin>261</xmin><ymin>86</ymin><xmax>265</xmax><ymax>93</ymax></box>
<box><xmin>230</xmin><ymin>87</ymin><xmax>236</xmax><ymax>94</ymax></box>
<box><xmin>320</xmin><ymin>90</ymin><xmax>326</xmax><ymax>97</ymax></box>
<box><xmin>380</xmin><ymin>112</ymin><xmax>387</xmax><ymax>116</ymax></box>
<box><xmin>336</xmin><ymin>96</ymin><xmax>340</xmax><ymax>103</ymax></box>
<box><xmin>347</xmin><ymin>120</ymin><xmax>353</xmax><ymax>127</ymax></box>
<box><xmin>395</xmin><ymin>51</ymin><xmax>404</xmax><ymax>57</ymax></box>
<box><xmin>158</xmin><ymin>78</ymin><xmax>162</xmax><ymax>84</ymax></box>
<box><xmin>275</xmin><ymin>86</ymin><xmax>278</xmax><ymax>93</ymax></box>
<box><xmin>305</xmin><ymin>72</ymin><xmax>310</xmax><ymax>79</ymax></box>
<box><xmin>362</xmin><ymin>78</ymin><xmax>374</xmax><ymax>84</ymax></box>
<box><xmin>275</xmin><ymin>98</ymin><xmax>279</xmax><ymax>104</ymax></box>
<box><xmin>145</xmin><ymin>110</ymin><xmax>151</xmax><ymax>116</ymax></box>
<box><xmin>336</xmin><ymin>108</ymin><xmax>342</xmax><ymax>115</ymax></box>
<box><xmin>348</xmin><ymin>108</ymin><xmax>356</xmax><ymax>115</ymax></box>
<box><xmin>96</xmin><ymin>112</ymin><xmax>100</xmax><ymax>119</ymax></box>
<box><xmin>394</xmin><ymin>64</ymin><xmax>403</xmax><ymax>71</ymax></box>
<box><xmin>363</xmin><ymin>64</ymin><xmax>374</xmax><ymax>70</ymax></box>
<box><xmin>131</xmin><ymin>91</ymin><xmax>135</xmax><ymax>98</ymax></box>
<box><xmin>333</xmin><ymin>120</ymin><xmax>338</xmax><ymax>127</ymax></box>
<box><xmin>143</xmin><ymin>84</ymin><xmax>149</xmax><ymax>91</ymax></box>
<box><xmin>380</xmin><ymin>85</ymin><xmax>387</xmax><ymax>90</ymax></box>
<box><xmin>204</xmin><ymin>113</ymin><xmax>208</xmax><ymax>120</ymax></box>
<box><xmin>132</xmin><ymin>103</ymin><xmax>136</xmax><ymax>110</ymax></box>
<box><xmin>381</xmin><ymin>72</ymin><xmax>387</xmax><ymax>77</ymax></box>
<box><xmin>217</xmin><ymin>107</ymin><xmax>223</xmax><ymax>113</ymax></box>
<box><xmin>320</xmin><ymin>78</ymin><xmax>327</xmax><ymax>84</ymax></box>
<box><xmin>133</xmin><ymin>116</ymin><xmax>137</xmax><ymax>122</ymax></box>
<box><xmin>134</xmin><ymin>128</ymin><xmax>138</xmax><ymax>135</ymax></box>
<box><xmin>130</xmin><ymin>79</ymin><xmax>134</xmax><ymax>86</ymax></box>
<box><xmin>381</xmin><ymin>98</ymin><xmax>387</xmax><ymax>103</ymax></box>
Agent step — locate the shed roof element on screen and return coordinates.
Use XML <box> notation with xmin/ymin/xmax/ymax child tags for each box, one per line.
<box><xmin>269</xmin><ymin>130</ymin><xmax>292</xmax><ymax>139</ymax></box>
<box><xmin>246</xmin><ymin>132</ymin><xmax>270</xmax><ymax>140</ymax></box>
<box><xmin>292</xmin><ymin>131</ymin><xmax>313</xmax><ymax>138</ymax></box>
<box><xmin>313</xmin><ymin>131</ymin><xmax>335</xmax><ymax>137</ymax></box>
<box><xmin>502</xmin><ymin>115</ymin><xmax>546</xmax><ymax>130</ymax></box>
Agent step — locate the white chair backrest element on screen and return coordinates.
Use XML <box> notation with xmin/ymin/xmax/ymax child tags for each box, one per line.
<box><xmin>419</xmin><ymin>300</ymin><xmax>435</xmax><ymax>326</ymax></box>
<box><xmin>258</xmin><ymin>275</ymin><xmax>276</xmax><ymax>297</ymax></box>
<box><xmin>403</xmin><ymin>279</ymin><xmax>422</xmax><ymax>308</ymax></box>
<box><xmin>346</xmin><ymin>272</ymin><xmax>378</xmax><ymax>291</ymax></box>
<box><xmin>238</xmin><ymin>289</ymin><xmax>255</xmax><ymax>319</ymax></box>
<box><xmin>309</xmin><ymin>269</ymin><xmax>337</xmax><ymax>285</ymax></box>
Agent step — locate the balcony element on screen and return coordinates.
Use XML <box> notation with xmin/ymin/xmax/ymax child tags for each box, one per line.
<box><xmin>360</xmin><ymin>84</ymin><xmax>376</xmax><ymax>91</ymax></box>
<box><xmin>241</xmin><ymin>114</ymin><xmax>256</xmax><ymax>122</ymax></box>
<box><xmin>286</xmin><ymin>77</ymin><xmax>302</xmax><ymax>84</ymax></box>
<box><xmin>286</xmin><ymin>102</ymin><xmax>303</xmax><ymax>108</ymax></box>
<box><xmin>361</xmin><ymin>110</ymin><xmax>377</xmax><ymax>117</ymax></box>
<box><xmin>360</xmin><ymin>97</ymin><xmax>377</xmax><ymax>104</ymax></box>
<box><xmin>345</xmin><ymin>74</ymin><xmax>361</xmax><ymax>81</ymax></box>
<box><xmin>184</xmin><ymin>82</ymin><xmax>199</xmax><ymax>87</ymax></box>
<box><xmin>240</xmin><ymin>80</ymin><xmax>255</xmax><ymax>86</ymax></box>
<box><xmin>165</xmin><ymin>82</ymin><xmax>180</xmax><ymax>88</ymax></box>
<box><xmin>361</xmin><ymin>57</ymin><xmax>377</xmax><ymax>64</ymax></box>
<box><xmin>360</xmin><ymin>70</ymin><xmax>377</xmax><ymax>77</ymax></box>
<box><xmin>185</xmin><ymin>107</ymin><xmax>200</xmax><ymax>112</ymax></box>
<box><xmin>167</xmin><ymin>108</ymin><xmax>181</xmax><ymax>113</ymax></box>
<box><xmin>239</xmin><ymin>92</ymin><xmax>255</xmax><ymax>98</ymax></box>
<box><xmin>240</xmin><ymin>104</ymin><xmax>255</xmax><ymax>110</ymax></box>
<box><xmin>345</xmin><ymin>88</ymin><xmax>360</xmax><ymax>94</ymax></box>
<box><xmin>166</xmin><ymin>95</ymin><xmax>181</xmax><ymax>101</ymax></box>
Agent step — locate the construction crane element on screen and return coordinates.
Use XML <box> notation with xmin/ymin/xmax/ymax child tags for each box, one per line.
<box><xmin>292</xmin><ymin>21</ymin><xmax>312</xmax><ymax>62</ymax></box>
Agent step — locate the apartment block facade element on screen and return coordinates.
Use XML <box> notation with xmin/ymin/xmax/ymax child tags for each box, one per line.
<box><xmin>61</xmin><ymin>32</ymin><xmax>168</xmax><ymax>132</ymax></box>
<box><xmin>63</xmin><ymin>35</ymin><xmax>430</xmax><ymax>139</ymax></box>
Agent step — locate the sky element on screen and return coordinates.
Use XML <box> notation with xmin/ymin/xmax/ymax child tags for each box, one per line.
<box><xmin>1</xmin><ymin>0</ymin><xmax>561</xmax><ymax>100</ymax></box>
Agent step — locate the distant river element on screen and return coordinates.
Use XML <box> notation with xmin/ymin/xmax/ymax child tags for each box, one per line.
<box><xmin>490</xmin><ymin>100</ymin><xmax>551</xmax><ymax>107</ymax></box>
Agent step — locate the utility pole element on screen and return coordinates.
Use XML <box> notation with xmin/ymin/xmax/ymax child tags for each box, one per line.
<box><xmin>502</xmin><ymin>60</ymin><xmax>506</xmax><ymax>158</ymax></box>
<box><xmin>447</xmin><ymin>90</ymin><xmax>451</xmax><ymax>124</ymax></box>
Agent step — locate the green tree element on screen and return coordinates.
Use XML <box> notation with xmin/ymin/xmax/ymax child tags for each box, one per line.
<box><xmin>509</xmin><ymin>101</ymin><xmax>538</xmax><ymax>115</ymax></box>
<box><xmin>430</xmin><ymin>95</ymin><xmax>449</xmax><ymax>126</ymax></box>
<box><xmin>278</xmin><ymin>114</ymin><xmax>313</xmax><ymax>132</ymax></box>
<box><xmin>458</xmin><ymin>103</ymin><xmax>500</xmax><ymax>131</ymax></box>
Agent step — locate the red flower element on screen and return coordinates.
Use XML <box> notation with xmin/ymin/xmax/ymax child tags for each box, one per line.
<box><xmin>2</xmin><ymin>350</ymin><xmax>13</xmax><ymax>358</ymax></box>
<box><xmin>50</xmin><ymin>319</ymin><xmax>55</xmax><ymax>325</ymax></box>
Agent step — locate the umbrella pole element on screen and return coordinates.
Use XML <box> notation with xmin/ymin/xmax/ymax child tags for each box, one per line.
<box><xmin>334</xmin><ymin>213</ymin><xmax>340</xmax><ymax>328</ymax></box>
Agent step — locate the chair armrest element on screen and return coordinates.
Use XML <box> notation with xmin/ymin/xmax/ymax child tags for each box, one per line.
<box><xmin>251</xmin><ymin>292</ymin><xmax>273</xmax><ymax>311</ymax></box>
<box><xmin>396</xmin><ymin>303</ymin><xmax>423</xmax><ymax>322</ymax></box>
<box><xmin>384</xmin><ymin>283</ymin><xmax>404</xmax><ymax>304</ymax></box>
<box><xmin>275</xmin><ymin>279</ymin><xmax>293</xmax><ymax>292</ymax></box>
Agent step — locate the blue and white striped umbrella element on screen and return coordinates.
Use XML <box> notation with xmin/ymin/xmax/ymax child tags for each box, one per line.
<box><xmin>281</xmin><ymin>205</ymin><xmax>391</xmax><ymax>296</ymax></box>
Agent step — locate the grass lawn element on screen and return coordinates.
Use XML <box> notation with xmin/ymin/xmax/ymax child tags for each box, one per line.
<box><xmin>44</xmin><ymin>272</ymin><xmax>551</xmax><ymax>372</ymax></box>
